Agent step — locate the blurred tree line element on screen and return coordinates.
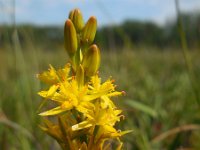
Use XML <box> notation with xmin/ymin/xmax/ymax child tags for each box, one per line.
<box><xmin>96</xmin><ymin>12</ymin><xmax>200</xmax><ymax>50</ymax></box>
<box><xmin>0</xmin><ymin>12</ymin><xmax>200</xmax><ymax>51</ymax></box>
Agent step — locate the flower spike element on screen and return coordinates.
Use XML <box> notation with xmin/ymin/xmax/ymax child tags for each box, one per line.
<box><xmin>37</xmin><ymin>8</ymin><xmax>131</xmax><ymax>150</ymax></box>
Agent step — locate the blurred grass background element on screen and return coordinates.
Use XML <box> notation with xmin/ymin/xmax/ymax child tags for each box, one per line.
<box><xmin>1</xmin><ymin>0</ymin><xmax>200</xmax><ymax>149</ymax></box>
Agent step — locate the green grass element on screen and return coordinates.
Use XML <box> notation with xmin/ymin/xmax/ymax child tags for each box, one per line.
<box><xmin>0</xmin><ymin>47</ymin><xmax>200</xmax><ymax>149</ymax></box>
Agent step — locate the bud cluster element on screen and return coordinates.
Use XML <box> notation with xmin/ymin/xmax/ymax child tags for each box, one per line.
<box><xmin>64</xmin><ymin>9</ymin><xmax>99</xmax><ymax>77</ymax></box>
<box><xmin>37</xmin><ymin>8</ymin><xmax>131</xmax><ymax>150</ymax></box>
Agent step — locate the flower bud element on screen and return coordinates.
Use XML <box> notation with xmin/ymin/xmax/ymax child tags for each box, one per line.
<box><xmin>64</xmin><ymin>19</ymin><xmax>78</xmax><ymax>56</ymax></box>
<box><xmin>81</xmin><ymin>16</ymin><xmax>97</xmax><ymax>46</ymax></box>
<box><xmin>68</xmin><ymin>9</ymin><xmax>75</xmax><ymax>20</ymax></box>
<box><xmin>69</xmin><ymin>9</ymin><xmax>84</xmax><ymax>32</ymax></box>
<box><xmin>82</xmin><ymin>44</ymin><xmax>100</xmax><ymax>77</ymax></box>
<box><xmin>76</xmin><ymin>64</ymin><xmax>84</xmax><ymax>88</ymax></box>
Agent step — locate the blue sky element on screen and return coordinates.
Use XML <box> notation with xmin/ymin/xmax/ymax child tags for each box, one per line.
<box><xmin>1</xmin><ymin>0</ymin><xmax>200</xmax><ymax>26</ymax></box>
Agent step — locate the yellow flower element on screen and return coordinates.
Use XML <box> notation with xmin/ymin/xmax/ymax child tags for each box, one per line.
<box><xmin>37</xmin><ymin>63</ymin><xmax>71</xmax><ymax>85</ymax></box>
<box><xmin>38</xmin><ymin>65</ymin><xmax>124</xmax><ymax>118</ymax></box>
<box><xmin>89</xmin><ymin>75</ymin><xmax>124</xmax><ymax>109</ymax></box>
<box><xmin>72</xmin><ymin>101</ymin><xmax>122</xmax><ymax>130</ymax></box>
<box><xmin>38</xmin><ymin>78</ymin><xmax>94</xmax><ymax>116</ymax></box>
<box><xmin>71</xmin><ymin>101</ymin><xmax>131</xmax><ymax>144</ymax></box>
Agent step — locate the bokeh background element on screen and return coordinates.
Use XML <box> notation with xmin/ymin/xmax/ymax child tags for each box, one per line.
<box><xmin>0</xmin><ymin>0</ymin><xmax>200</xmax><ymax>149</ymax></box>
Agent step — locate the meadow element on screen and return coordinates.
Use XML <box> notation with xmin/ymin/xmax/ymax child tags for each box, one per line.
<box><xmin>0</xmin><ymin>43</ymin><xmax>200</xmax><ymax>149</ymax></box>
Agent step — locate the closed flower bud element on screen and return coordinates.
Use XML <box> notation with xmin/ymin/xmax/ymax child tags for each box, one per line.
<box><xmin>64</xmin><ymin>19</ymin><xmax>78</xmax><ymax>56</ymax></box>
<box><xmin>76</xmin><ymin>64</ymin><xmax>84</xmax><ymax>88</ymax></box>
<box><xmin>81</xmin><ymin>16</ymin><xmax>97</xmax><ymax>46</ymax></box>
<box><xmin>82</xmin><ymin>44</ymin><xmax>100</xmax><ymax>77</ymax></box>
<box><xmin>69</xmin><ymin>9</ymin><xmax>84</xmax><ymax>32</ymax></box>
<box><xmin>68</xmin><ymin>9</ymin><xmax>75</xmax><ymax>20</ymax></box>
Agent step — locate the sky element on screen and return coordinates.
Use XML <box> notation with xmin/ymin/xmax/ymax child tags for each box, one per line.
<box><xmin>0</xmin><ymin>0</ymin><xmax>200</xmax><ymax>26</ymax></box>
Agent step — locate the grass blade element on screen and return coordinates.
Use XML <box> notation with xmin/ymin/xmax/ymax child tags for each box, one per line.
<box><xmin>125</xmin><ymin>100</ymin><xmax>157</xmax><ymax>118</ymax></box>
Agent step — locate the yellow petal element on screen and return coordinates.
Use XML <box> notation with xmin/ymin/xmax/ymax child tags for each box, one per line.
<box><xmin>100</xmin><ymin>80</ymin><xmax>114</xmax><ymax>92</ymax></box>
<box><xmin>107</xmin><ymin>91</ymin><xmax>123</xmax><ymax>97</ymax></box>
<box><xmin>72</xmin><ymin>121</ymin><xmax>92</xmax><ymax>131</ymax></box>
<box><xmin>39</xmin><ymin>106</ymin><xmax>67</xmax><ymax>116</ymax></box>
<box><xmin>100</xmin><ymin>95</ymin><xmax>115</xmax><ymax>109</ymax></box>
<box><xmin>37</xmin><ymin>65</ymin><xmax>59</xmax><ymax>84</ymax></box>
<box><xmin>38</xmin><ymin>84</ymin><xmax>59</xmax><ymax>98</ymax></box>
<box><xmin>91</xmin><ymin>75</ymin><xmax>101</xmax><ymax>89</ymax></box>
<box><xmin>57</xmin><ymin>63</ymin><xmax>71</xmax><ymax>81</ymax></box>
<box><xmin>83</xmin><ymin>90</ymin><xmax>110</xmax><ymax>101</ymax></box>
<box><xmin>51</xmin><ymin>93</ymin><xmax>66</xmax><ymax>103</ymax></box>
<box><xmin>110</xmin><ymin>129</ymin><xmax>133</xmax><ymax>137</ymax></box>
<box><xmin>76</xmin><ymin>102</ymin><xmax>94</xmax><ymax>117</ymax></box>
<box><xmin>61</xmin><ymin>101</ymin><xmax>73</xmax><ymax>110</ymax></box>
